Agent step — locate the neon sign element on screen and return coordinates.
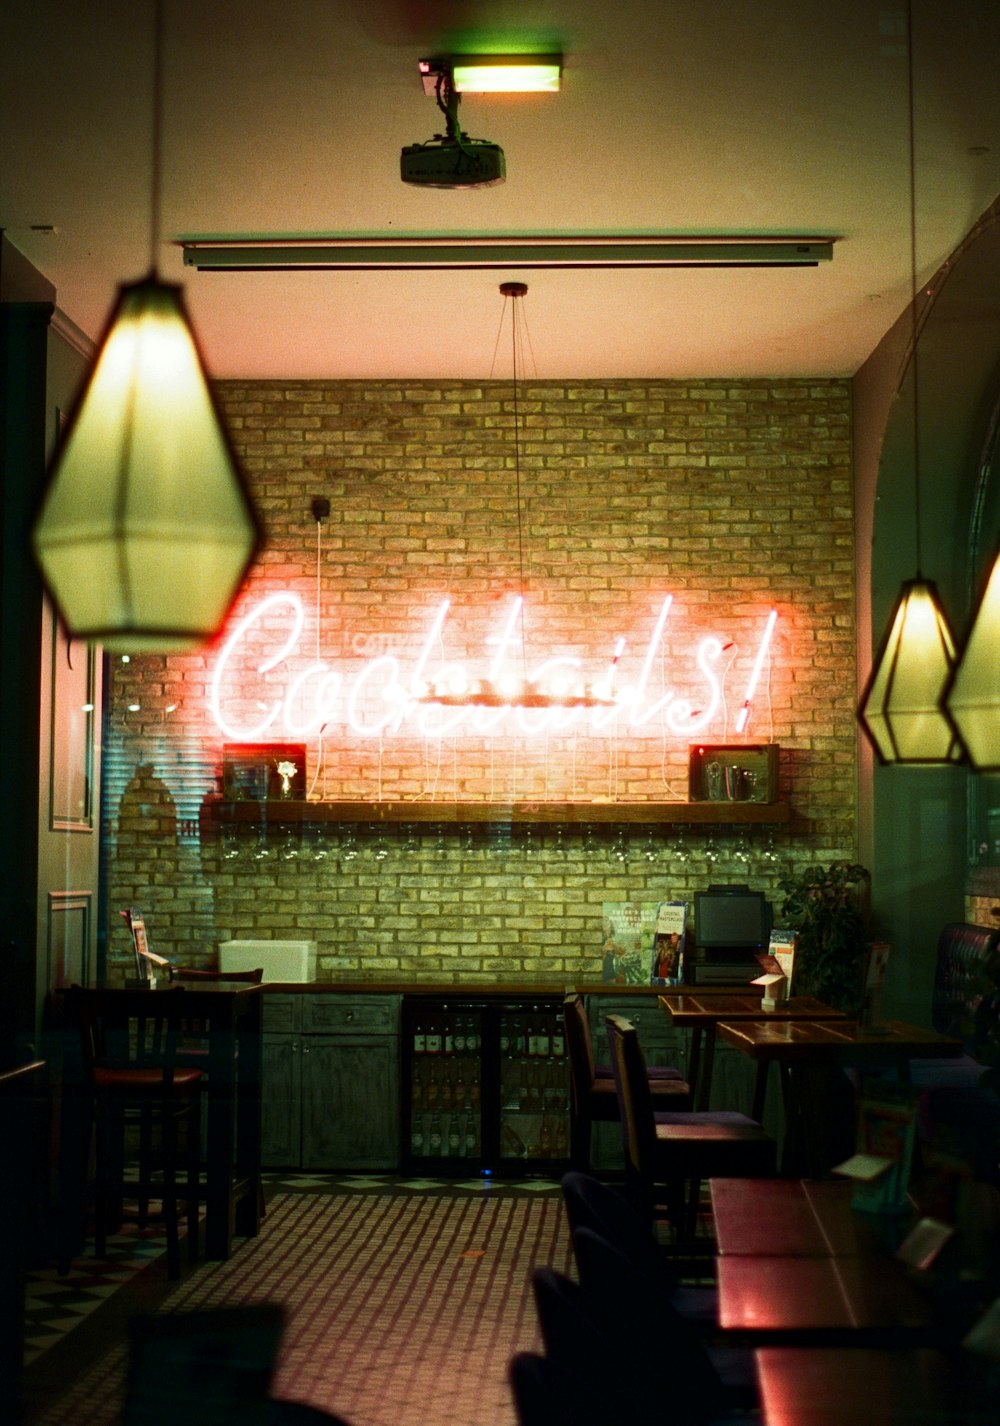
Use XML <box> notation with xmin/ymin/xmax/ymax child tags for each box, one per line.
<box><xmin>208</xmin><ymin>593</ymin><xmax>778</xmax><ymax>742</ymax></box>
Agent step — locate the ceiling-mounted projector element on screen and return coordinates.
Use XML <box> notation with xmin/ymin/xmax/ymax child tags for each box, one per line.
<box><xmin>402</xmin><ymin>59</ymin><xmax>506</xmax><ymax>189</ymax></box>
<box><xmin>400</xmin><ymin>137</ymin><xmax>505</xmax><ymax>189</ymax></box>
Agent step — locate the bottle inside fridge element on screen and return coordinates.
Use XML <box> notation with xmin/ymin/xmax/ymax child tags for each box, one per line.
<box><xmin>402</xmin><ymin>997</ymin><xmax>570</xmax><ymax>1174</ymax></box>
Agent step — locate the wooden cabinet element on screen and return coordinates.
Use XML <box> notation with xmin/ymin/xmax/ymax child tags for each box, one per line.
<box><xmin>262</xmin><ymin>993</ymin><xmax>401</xmax><ymax>1171</ymax></box>
<box><xmin>300</xmin><ymin>1036</ymin><xmax>399</xmax><ymax>1170</ymax></box>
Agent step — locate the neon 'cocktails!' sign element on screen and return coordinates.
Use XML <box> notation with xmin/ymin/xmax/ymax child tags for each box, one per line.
<box><xmin>208</xmin><ymin>593</ymin><xmax>777</xmax><ymax>742</ymax></box>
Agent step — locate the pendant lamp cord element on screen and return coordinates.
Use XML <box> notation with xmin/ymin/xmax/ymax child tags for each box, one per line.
<box><xmin>149</xmin><ymin>0</ymin><xmax>164</xmax><ymax>276</ymax></box>
<box><xmin>906</xmin><ymin>0</ymin><xmax>923</xmax><ymax>578</ymax></box>
<box><xmin>510</xmin><ymin>297</ymin><xmax>528</xmax><ymax>617</ymax></box>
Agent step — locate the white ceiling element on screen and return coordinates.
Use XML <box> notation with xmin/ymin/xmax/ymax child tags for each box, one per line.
<box><xmin>3</xmin><ymin>0</ymin><xmax>999</xmax><ymax>380</ymax></box>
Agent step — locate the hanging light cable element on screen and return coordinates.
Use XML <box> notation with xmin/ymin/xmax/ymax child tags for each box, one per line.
<box><xmin>857</xmin><ymin>0</ymin><xmax>961</xmax><ymax>765</ymax></box>
<box><xmin>417</xmin><ymin>281</ymin><xmax>616</xmax><ymax>710</ymax></box>
<box><xmin>32</xmin><ymin>0</ymin><xmax>260</xmax><ymax>652</ymax></box>
<box><xmin>943</xmin><ymin>406</ymin><xmax>1000</xmax><ymax>768</ymax></box>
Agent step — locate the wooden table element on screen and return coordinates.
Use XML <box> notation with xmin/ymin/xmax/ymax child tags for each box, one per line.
<box><xmin>716</xmin><ymin>1018</ymin><xmax>963</xmax><ymax>1174</ymax></box>
<box><xmin>755</xmin><ymin>1347</ymin><xmax>959</xmax><ymax>1425</ymax></box>
<box><xmin>711</xmin><ymin>1176</ymin><xmax>906</xmax><ymax>1258</ymax></box>
<box><xmin>717</xmin><ymin>1244</ymin><xmax>937</xmax><ymax>1344</ymax></box>
<box><xmin>173</xmin><ymin>980</ymin><xmax>264</xmax><ymax>1259</ymax></box>
<box><xmin>658</xmin><ymin>992</ymin><xmax>846</xmax><ymax>1110</ymax></box>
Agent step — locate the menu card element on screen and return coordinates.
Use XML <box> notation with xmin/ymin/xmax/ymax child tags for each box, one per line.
<box><xmin>120</xmin><ymin>907</ymin><xmax>170</xmax><ymax>986</ymax></box>
<box><xmin>752</xmin><ymin>929</ymin><xmax>797</xmax><ymax>1008</ymax></box>
<box><xmin>650</xmin><ymin>901</ymin><xmax>688</xmax><ymax>985</ymax></box>
<box><xmin>601</xmin><ymin>902</ymin><xmax>659</xmax><ymax>984</ymax></box>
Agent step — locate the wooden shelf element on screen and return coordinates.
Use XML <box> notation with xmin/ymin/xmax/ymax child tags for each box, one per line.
<box><xmin>205</xmin><ymin>800</ymin><xmax>792</xmax><ymax>827</ymax></box>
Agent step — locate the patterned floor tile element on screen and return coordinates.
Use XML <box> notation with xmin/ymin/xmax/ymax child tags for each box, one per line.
<box><xmin>22</xmin><ymin>1171</ymin><xmax>566</xmax><ymax>1391</ymax></box>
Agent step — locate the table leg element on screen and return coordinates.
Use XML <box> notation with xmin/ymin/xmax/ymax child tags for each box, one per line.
<box><xmin>233</xmin><ymin>1002</ymin><xmax>262</xmax><ymax>1241</ymax></box>
<box><xmin>204</xmin><ymin>1073</ymin><xmax>235</xmax><ymax>1259</ymax></box>
<box><xmin>696</xmin><ymin>1026</ymin><xmax>717</xmax><ymax>1111</ymax></box>
<box><xmin>686</xmin><ymin>1027</ymin><xmax>703</xmax><ymax>1109</ymax></box>
<box><xmin>751</xmin><ymin>1061</ymin><xmax>770</xmax><ymax>1125</ymax></box>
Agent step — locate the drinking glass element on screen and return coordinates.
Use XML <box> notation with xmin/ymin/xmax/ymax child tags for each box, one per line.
<box><xmin>339</xmin><ymin>825</ymin><xmax>359</xmax><ymax>865</ymax></box>
<box><xmin>670</xmin><ymin>826</ymin><xmax>690</xmax><ymax>864</ymax></box>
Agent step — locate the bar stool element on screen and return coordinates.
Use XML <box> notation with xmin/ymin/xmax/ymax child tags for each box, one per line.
<box><xmin>63</xmin><ymin>986</ymin><xmax>204</xmax><ymax>1279</ymax></box>
<box><xmin>562</xmin><ymin>993</ymin><xmax>691</xmax><ymax>1169</ymax></box>
<box><xmin>605</xmin><ymin>1013</ymin><xmax>775</xmax><ymax>1240</ymax></box>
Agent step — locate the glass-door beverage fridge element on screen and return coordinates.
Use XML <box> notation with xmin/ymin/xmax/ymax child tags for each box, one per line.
<box><xmin>402</xmin><ymin>997</ymin><xmax>571</xmax><ymax>1174</ymax></box>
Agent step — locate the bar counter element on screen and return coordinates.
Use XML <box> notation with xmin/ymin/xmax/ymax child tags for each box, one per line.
<box><xmin>249</xmin><ymin>977</ymin><xmax>751</xmax><ymax>995</ymax></box>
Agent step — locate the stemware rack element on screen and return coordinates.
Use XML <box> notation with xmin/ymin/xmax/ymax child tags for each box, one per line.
<box><xmin>203</xmin><ymin>799</ymin><xmax>791</xmax><ymax>827</ymax></box>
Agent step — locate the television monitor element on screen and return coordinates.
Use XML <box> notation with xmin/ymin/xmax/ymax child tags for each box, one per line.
<box><xmin>694</xmin><ymin>884</ymin><xmax>773</xmax><ymax>956</ymax></box>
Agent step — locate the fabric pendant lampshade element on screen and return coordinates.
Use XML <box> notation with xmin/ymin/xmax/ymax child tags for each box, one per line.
<box><xmin>33</xmin><ymin>274</ymin><xmax>260</xmax><ymax>653</ymax></box>
<box><xmin>858</xmin><ymin>577</ymin><xmax>962</xmax><ymax>764</ymax></box>
<box><xmin>944</xmin><ymin>551</ymin><xmax>1000</xmax><ymax>769</ymax></box>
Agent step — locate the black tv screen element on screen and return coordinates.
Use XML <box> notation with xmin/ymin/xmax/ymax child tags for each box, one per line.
<box><xmin>694</xmin><ymin>886</ymin><xmax>773</xmax><ymax>951</ymax></box>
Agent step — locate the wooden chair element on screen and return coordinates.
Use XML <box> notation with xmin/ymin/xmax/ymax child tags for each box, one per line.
<box><xmin>605</xmin><ymin>1012</ymin><xmax>775</xmax><ymax>1240</ymax></box>
<box><xmin>528</xmin><ymin>1252</ymin><xmax>743</xmax><ymax>1426</ymax></box>
<box><xmin>560</xmin><ymin>1169</ymin><xmax>719</xmax><ymax>1334</ymax></box>
<box><xmin>562</xmin><ymin>993</ymin><xmax>691</xmax><ymax>1169</ymax></box>
<box><xmin>65</xmin><ymin>986</ymin><xmax>204</xmax><ymax>1279</ymax></box>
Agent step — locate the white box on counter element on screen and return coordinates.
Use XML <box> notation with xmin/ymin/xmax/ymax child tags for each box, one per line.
<box><xmin>219</xmin><ymin>939</ymin><xmax>316</xmax><ymax>982</ymax></box>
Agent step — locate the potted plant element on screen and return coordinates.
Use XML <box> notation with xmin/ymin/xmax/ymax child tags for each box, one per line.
<box><xmin>777</xmin><ymin>861</ymin><xmax>872</xmax><ymax>1015</ymax></box>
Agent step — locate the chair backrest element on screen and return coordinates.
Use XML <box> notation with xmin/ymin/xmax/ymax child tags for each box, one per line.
<box><xmin>605</xmin><ymin>1013</ymin><xmax>657</xmax><ymax>1194</ymax></box>
<box><xmin>508</xmin><ymin>1352</ymin><xmax>573</xmax><ymax>1426</ymax></box>
<box><xmin>560</xmin><ymin>1170</ymin><xmax>673</xmax><ymax>1286</ymax></box>
<box><xmin>569</xmin><ymin>1226</ymin><xmax>725</xmax><ymax>1425</ymax></box>
<box><xmin>932</xmin><ymin>923</ymin><xmax>1000</xmax><ymax>1049</ymax></box>
<box><xmin>172</xmin><ymin>967</ymin><xmax>264</xmax><ymax>983</ymax></box>
<box><xmin>123</xmin><ymin>1305</ymin><xmax>284</xmax><ymax>1426</ymax></box>
<box><xmin>562</xmin><ymin>993</ymin><xmax>597</xmax><ymax>1108</ymax></box>
<box><xmin>70</xmin><ymin>985</ymin><xmax>188</xmax><ymax>1084</ymax></box>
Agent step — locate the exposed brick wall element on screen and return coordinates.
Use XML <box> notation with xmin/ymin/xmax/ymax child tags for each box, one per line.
<box><xmin>103</xmin><ymin>377</ymin><xmax>857</xmax><ymax>982</ymax></box>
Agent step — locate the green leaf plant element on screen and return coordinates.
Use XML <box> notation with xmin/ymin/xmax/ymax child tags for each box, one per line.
<box><xmin>778</xmin><ymin>861</ymin><xmax>872</xmax><ymax>1016</ymax></box>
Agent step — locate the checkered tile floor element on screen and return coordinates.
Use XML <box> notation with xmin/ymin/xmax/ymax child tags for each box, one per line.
<box><xmin>24</xmin><ymin>1173</ymin><xmax>562</xmax><ymax>1371</ymax></box>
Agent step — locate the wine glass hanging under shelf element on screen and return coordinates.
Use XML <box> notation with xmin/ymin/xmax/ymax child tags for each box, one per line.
<box><xmin>208</xmin><ymin>799</ymin><xmax>791</xmax><ymax>827</ymax></box>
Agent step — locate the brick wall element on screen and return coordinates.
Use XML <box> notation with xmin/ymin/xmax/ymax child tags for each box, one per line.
<box><xmin>103</xmin><ymin>377</ymin><xmax>857</xmax><ymax>981</ymax></box>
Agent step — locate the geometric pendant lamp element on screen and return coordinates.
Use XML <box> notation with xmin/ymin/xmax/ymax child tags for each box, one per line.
<box><xmin>858</xmin><ymin>577</ymin><xmax>963</xmax><ymax>764</ymax></box>
<box><xmin>32</xmin><ymin>274</ymin><xmax>260</xmax><ymax>652</ymax></box>
<box><xmin>31</xmin><ymin>0</ymin><xmax>260</xmax><ymax>654</ymax></box>
<box><xmin>943</xmin><ymin>548</ymin><xmax>1000</xmax><ymax>769</ymax></box>
<box><xmin>855</xmin><ymin>0</ymin><xmax>961</xmax><ymax>768</ymax></box>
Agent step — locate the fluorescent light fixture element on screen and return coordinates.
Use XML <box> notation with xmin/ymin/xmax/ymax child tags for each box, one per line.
<box><xmin>419</xmin><ymin>54</ymin><xmax>562</xmax><ymax>94</ymax></box>
<box><xmin>181</xmin><ymin>235</ymin><xmax>835</xmax><ymax>272</ymax></box>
